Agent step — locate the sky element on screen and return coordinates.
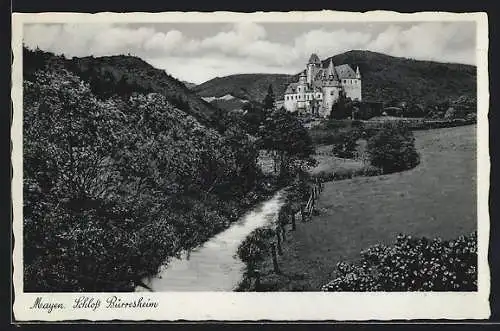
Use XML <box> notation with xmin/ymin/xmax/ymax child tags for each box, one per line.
<box><xmin>23</xmin><ymin>21</ymin><xmax>476</xmax><ymax>84</ymax></box>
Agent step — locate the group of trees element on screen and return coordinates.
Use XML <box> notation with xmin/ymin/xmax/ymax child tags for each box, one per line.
<box><xmin>241</xmin><ymin>85</ymin><xmax>316</xmax><ymax>181</ymax></box>
<box><xmin>367</xmin><ymin>125</ymin><xmax>420</xmax><ymax>174</ymax></box>
<box><xmin>326</xmin><ymin>91</ymin><xmax>476</xmax><ymax>121</ymax></box>
<box><xmin>23</xmin><ymin>68</ymin><xmax>262</xmax><ymax>291</ymax></box>
<box><xmin>258</xmin><ymin>108</ymin><xmax>315</xmax><ymax>180</ymax></box>
<box><xmin>382</xmin><ymin>96</ymin><xmax>477</xmax><ymax>120</ymax></box>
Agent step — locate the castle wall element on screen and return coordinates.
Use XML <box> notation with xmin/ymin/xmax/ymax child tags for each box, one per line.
<box><xmin>321</xmin><ymin>86</ymin><xmax>341</xmax><ymax>118</ymax></box>
<box><xmin>341</xmin><ymin>79</ymin><xmax>362</xmax><ymax>101</ymax></box>
<box><xmin>284</xmin><ymin>94</ymin><xmax>298</xmax><ymax>112</ymax></box>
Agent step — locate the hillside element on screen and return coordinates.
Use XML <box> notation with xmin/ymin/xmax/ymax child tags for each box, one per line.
<box><xmin>193</xmin><ymin>73</ymin><xmax>294</xmax><ymax>107</ymax></box>
<box><xmin>23</xmin><ymin>47</ymin><xmax>221</xmax><ymax>128</ymax></box>
<box><xmin>182</xmin><ymin>80</ymin><xmax>198</xmax><ymax>89</ymax></box>
<box><xmin>324</xmin><ymin>50</ymin><xmax>476</xmax><ymax>104</ymax></box>
<box><xmin>194</xmin><ymin>50</ymin><xmax>476</xmax><ymax>109</ymax></box>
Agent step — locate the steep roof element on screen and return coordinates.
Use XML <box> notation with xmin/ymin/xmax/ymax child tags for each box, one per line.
<box><xmin>326</xmin><ymin>59</ymin><xmax>339</xmax><ymax>80</ymax></box>
<box><xmin>308</xmin><ymin>53</ymin><xmax>321</xmax><ymax>65</ymax></box>
<box><xmin>285</xmin><ymin>82</ymin><xmax>299</xmax><ymax>94</ymax></box>
<box><xmin>335</xmin><ymin>64</ymin><xmax>357</xmax><ymax>79</ymax></box>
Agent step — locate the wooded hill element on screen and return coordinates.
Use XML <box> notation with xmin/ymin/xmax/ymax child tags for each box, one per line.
<box><xmin>23</xmin><ymin>47</ymin><xmax>222</xmax><ymax>128</ymax></box>
<box><xmin>193</xmin><ymin>50</ymin><xmax>476</xmax><ymax>109</ymax></box>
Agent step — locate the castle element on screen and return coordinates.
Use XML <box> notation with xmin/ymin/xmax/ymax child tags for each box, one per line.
<box><xmin>281</xmin><ymin>53</ymin><xmax>362</xmax><ymax>118</ymax></box>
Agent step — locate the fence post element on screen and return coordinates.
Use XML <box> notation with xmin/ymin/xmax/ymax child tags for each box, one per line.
<box><xmin>300</xmin><ymin>206</ymin><xmax>306</xmax><ymax>222</ymax></box>
<box><xmin>276</xmin><ymin>229</ymin><xmax>283</xmax><ymax>255</ymax></box>
<box><xmin>310</xmin><ymin>189</ymin><xmax>316</xmax><ymax>215</ymax></box>
<box><xmin>254</xmin><ymin>269</ymin><xmax>261</xmax><ymax>291</ymax></box>
<box><xmin>271</xmin><ymin>242</ymin><xmax>280</xmax><ymax>274</ymax></box>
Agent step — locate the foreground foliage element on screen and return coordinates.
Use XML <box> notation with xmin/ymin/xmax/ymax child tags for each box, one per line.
<box><xmin>24</xmin><ymin>68</ymin><xmax>262</xmax><ymax>291</ymax></box>
<box><xmin>322</xmin><ymin>232</ymin><xmax>477</xmax><ymax>291</ymax></box>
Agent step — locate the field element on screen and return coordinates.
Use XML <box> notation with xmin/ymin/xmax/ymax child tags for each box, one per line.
<box><xmin>246</xmin><ymin>125</ymin><xmax>477</xmax><ymax>291</ymax></box>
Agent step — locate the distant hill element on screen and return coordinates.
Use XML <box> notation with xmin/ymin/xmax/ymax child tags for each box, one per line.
<box><xmin>23</xmin><ymin>47</ymin><xmax>221</xmax><ymax>128</ymax></box>
<box><xmin>193</xmin><ymin>73</ymin><xmax>294</xmax><ymax>109</ymax></box>
<box><xmin>182</xmin><ymin>80</ymin><xmax>198</xmax><ymax>89</ymax></box>
<box><xmin>193</xmin><ymin>50</ymin><xmax>476</xmax><ymax>110</ymax></box>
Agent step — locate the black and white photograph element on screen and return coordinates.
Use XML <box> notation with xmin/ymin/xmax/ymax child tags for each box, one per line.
<box><xmin>11</xmin><ymin>11</ymin><xmax>490</xmax><ymax>321</ymax></box>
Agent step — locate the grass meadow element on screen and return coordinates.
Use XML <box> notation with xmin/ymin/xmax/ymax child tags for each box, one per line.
<box><xmin>247</xmin><ymin>125</ymin><xmax>477</xmax><ymax>291</ymax></box>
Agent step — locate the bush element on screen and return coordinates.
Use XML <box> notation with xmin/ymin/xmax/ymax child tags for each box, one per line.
<box><xmin>312</xmin><ymin>165</ymin><xmax>382</xmax><ymax>183</ymax></box>
<box><xmin>331</xmin><ymin>129</ymin><xmax>362</xmax><ymax>159</ymax></box>
<box><xmin>367</xmin><ymin>125</ymin><xmax>420</xmax><ymax>174</ymax></box>
<box><xmin>322</xmin><ymin>232</ymin><xmax>477</xmax><ymax>291</ymax></box>
<box><xmin>237</xmin><ymin>227</ymin><xmax>276</xmax><ymax>269</ymax></box>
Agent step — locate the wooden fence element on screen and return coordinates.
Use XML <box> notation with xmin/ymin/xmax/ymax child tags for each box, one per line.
<box><xmin>250</xmin><ymin>178</ymin><xmax>325</xmax><ymax>289</ymax></box>
<box><xmin>303</xmin><ymin>178</ymin><xmax>323</xmax><ymax>219</ymax></box>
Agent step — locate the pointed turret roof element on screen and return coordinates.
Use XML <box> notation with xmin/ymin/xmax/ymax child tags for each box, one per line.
<box><xmin>308</xmin><ymin>53</ymin><xmax>321</xmax><ymax>65</ymax></box>
<box><xmin>326</xmin><ymin>59</ymin><xmax>338</xmax><ymax>80</ymax></box>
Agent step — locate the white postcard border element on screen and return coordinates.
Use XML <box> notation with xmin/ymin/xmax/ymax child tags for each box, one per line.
<box><xmin>11</xmin><ymin>10</ymin><xmax>490</xmax><ymax>321</ymax></box>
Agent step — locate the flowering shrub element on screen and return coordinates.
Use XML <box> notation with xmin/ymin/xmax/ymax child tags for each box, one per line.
<box><xmin>322</xmin><ymin>232</ymin><xmax>477</xmax><ymax>291</ymax></box>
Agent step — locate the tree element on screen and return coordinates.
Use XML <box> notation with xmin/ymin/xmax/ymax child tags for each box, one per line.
<box><xmin>330</xmin><ymin>91</ymin><xmax>353</xmax><ymax>120</ymax></box>
<box><xmin>331</xmin><ymin>129</ymin><xmax>361</xmax><ymax>159</ymax></box>
<box><xmin>222</xmin><ymin>127</ymin><xmax>260</xmax><ymax>193</ymax></box>
<box><xmin>367</xmin><ymin>125</ymin><xmax>420</xmax><ymax>174</ymax></box>
<box><xmin>242</xmin><ymin>102</ymin><xmax>266</xmax><ymax>135</ymax></box>
<box><xmin>262</xmin><ymin>84</ymin><xmax>275</xmax><ymax>111</ymax></box>
<box><xmin>258</xmin><ymin>109</ymin><xmax>315</xmax><ymax>179</ymax></box>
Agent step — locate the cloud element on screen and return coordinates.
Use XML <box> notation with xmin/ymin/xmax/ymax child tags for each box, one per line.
<box><xmin>367</xmin><ymin>22</ymin><xmax>476</xmax><ymax>64</ymax></box>
<box><xmin>199</xmin><ymin>22</ymin><xmax>296</xmax><ymax>65</ymax></box>
<box><xmin>146</xmin><ymin>54</ymin><xmax>297</xmax><ymax>84</ymax></box>
<box><xmin>23</xmin><ymin>21</ymin><xmax>476</xmax><ymax>83</ymax></box>
<box><xmin>293</xmin><ymin>29</ymin><xmax>372</xmax><ymax>59</ymax></box>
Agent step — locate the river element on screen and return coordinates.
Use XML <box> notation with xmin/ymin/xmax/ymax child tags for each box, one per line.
<box><xmin>136</xmin><ymin>190</ymin><xmax>286</xmax><ymax>292</ymax></box>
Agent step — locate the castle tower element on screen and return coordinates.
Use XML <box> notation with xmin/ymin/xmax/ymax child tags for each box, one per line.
<box><xmin>321</xmin><ymin>59</ymin><xmax>341</xmax><ymax>118</ymax></box>
<box><xmin>354</xmin><ymin>66</ymin><xmax>362</xmax><ymax>101</ymax></box>
<box><xmin>307</xmin><ymin>53</ymin><xmax>321</xmax><ymax>85</ymax></box>
<box><xmin>299</xmin><ymin>71</ymin><xmax>307</xmax><ymax>85</ymax></box>
<box><xmin>326</xmin><ymin>59</ymin><xmax>338</xmax><ymax>81</ymax></box>
<box><xmin>297</xmin><ymin>71</ymin><xmax>307</xmax><ymax>112</ymax></box>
